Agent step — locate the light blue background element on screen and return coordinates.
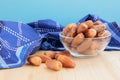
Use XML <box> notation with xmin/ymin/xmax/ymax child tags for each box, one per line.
<box><xmin>0</xmin><ymin>0</ymin><xmax>120</xmax><ymax>26</ymax></box>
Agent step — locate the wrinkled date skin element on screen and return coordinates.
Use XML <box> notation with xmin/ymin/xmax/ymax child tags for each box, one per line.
<box><xmin>92</xmin><ymin>24</ymin><xmax>106</xmax><ymax>33</ymax></box>
<box><xmin>77</xmin><ymin>23</ymin><xmax>88</xmax><ymax>34</ymax></box>
<box><xmin>71</xmin><ymin>33</ymin><xmax>85</xmax><ymax>47</ymax></box>
<box><xmin>77</xmin><ymin>39</ymin><xmax>92</xmax><ymax>53</ymax></box>
<box><xmin>46</xmin><ymin>60</ymin><xmax>62</xmax><ymax>71</ymax></box>
<box><xmin>85</xmin><ymin>28</ymin><xmax>97</xmax><ymax>38</ymax></box>
<box><xmin>84</xmin><ymin>20</ymin><xmax>94</xmax><ymax>28</ymax></box>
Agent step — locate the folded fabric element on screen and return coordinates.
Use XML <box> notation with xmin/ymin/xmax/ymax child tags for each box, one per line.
<box><xmin>28</xmin><ymin>19</ymin><xmax>64</xmax><ymax>51</ymax></box>
<box><xmin>0</xmin><ymin>21</ymin><xmax>42</xmax><ymax>68</ymax></box>
<box><xmin>106</xmin><ymin>22</ymin><xmax>120</xmax><ymax>50</ymax></box>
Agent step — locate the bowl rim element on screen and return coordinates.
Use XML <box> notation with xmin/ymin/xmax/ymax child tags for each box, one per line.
<box><xmin>59</xmin><ymin>32</ymin><xmax>111</xmax><ymax>39</ymax></box>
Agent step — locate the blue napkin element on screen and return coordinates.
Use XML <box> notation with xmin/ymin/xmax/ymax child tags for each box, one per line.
<box><xmin>0</xmin><ymin>21</ymin><xmax>42</xmax><ymax>68</ymax></box>
<box><xmin>28</xmin><ymin>19</ymin><xmax>64</xmax><ymax>51</ymax></box>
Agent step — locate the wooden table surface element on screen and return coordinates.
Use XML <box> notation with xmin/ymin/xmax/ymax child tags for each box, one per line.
<box><xmin>0</xmin><ymin>51</ymin><xmax>120</xmax><ymax>80</ymax></box>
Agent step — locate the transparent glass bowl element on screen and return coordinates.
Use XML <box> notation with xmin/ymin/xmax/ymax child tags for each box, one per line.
<box><xmin>59</xmin><ymin>32</ymin><xmax>111</xmax><ymax>58</ymax></box>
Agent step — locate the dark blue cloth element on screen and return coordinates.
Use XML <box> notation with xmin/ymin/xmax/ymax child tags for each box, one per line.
<box><xmin>28</xmin><ymin>19</ymin><xmax>64</xmax><ymax>51</ymax></box>
<box><xmin>0</xmin><ymin>21</ymin><xmax>42</xmax><ymax>68</ymax></box>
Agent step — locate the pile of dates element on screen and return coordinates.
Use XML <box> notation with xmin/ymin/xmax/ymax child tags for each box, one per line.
<box><xmin>62</xmin><ymin>20</ymin><xmax>111</xmax><ymax>55</ymax></box>
<box><xmin>27</xmin><ymin>50</ymin><xmax>76</xmax><ymax>71</ymax></box>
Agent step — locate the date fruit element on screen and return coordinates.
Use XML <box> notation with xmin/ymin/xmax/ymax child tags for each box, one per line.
<box><xmin>46</xmin><ymin>60</ymin><xmax>62</xmax><ymax>71</ymax></box>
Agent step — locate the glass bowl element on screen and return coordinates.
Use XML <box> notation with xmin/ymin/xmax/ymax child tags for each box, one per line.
<box><xmin>59</xmin><ymin>32</ymin><xmax>111</xmax><ymax>58</ymax></box>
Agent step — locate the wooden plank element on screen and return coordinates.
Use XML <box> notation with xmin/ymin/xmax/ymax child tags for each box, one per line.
<box><xmin>0</xmin><ymin>51</ymin><xmax>120</xmax><ymax>80</ymax></box>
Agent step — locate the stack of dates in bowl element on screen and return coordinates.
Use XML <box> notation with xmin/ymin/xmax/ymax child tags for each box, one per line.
<box><xmin>59</xmin><ymin>20</ymin><xmax>111</xmax><ymax>57</ymax></box>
